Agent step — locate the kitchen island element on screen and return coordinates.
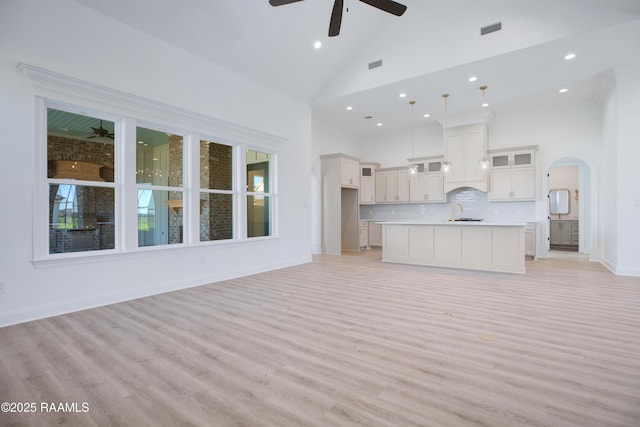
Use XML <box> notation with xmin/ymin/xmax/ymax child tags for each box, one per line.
<box><xmin>381</xmin><ymin>221</ymin><xmax>526</xmax><ymax>274</ymax></box>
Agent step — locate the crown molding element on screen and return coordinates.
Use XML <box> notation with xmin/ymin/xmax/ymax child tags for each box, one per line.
<box><xmin>18</xmin><ymin>63</ymin><xmax>286</xmax><ymax>149</ymax></box>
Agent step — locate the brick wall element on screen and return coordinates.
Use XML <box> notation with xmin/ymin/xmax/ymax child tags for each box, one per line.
<box><xmin>47</xmin><ymin>135</ymin><xmax>114</xmax><ymax>181</ymax></box>
<box><xmin>200</xmin><ymin>141</ymin><xmax>233</xmax><ymax>241</ymax></box>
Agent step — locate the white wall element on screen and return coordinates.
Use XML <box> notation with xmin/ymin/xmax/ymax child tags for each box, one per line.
<box><xmin>614</xmin><ymin>64</ymin><xmax>640</xmax><ymax>276</ymax></box>
<box><xmin>310</xmin><ymin>121</ymin><xmax>362</xmax><ymax>253</ymax></box>
<box><xmin>360</xmin><ymin>123</ymin><xmax>445</xmax><ymax>167</ymax></box>
<box><xmin>0</xmin><ymin>0</ymin><xmax>312</xmax><ymax>326</ymax></box>
<box><xmin>598</xmin><ymin>73</ymin><xmax>618</xmax><ymax>270</ymax></box>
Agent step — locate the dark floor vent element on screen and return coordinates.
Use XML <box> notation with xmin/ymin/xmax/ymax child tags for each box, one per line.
<box><xmin>368</xmin><ymin>59</ymin><xmax>383</xmax><ymax>70</ymax></box>
<box><xmin>481</xmin><ymin>22</ymin><xmax>502</xmax><ymax>35</ymax></box>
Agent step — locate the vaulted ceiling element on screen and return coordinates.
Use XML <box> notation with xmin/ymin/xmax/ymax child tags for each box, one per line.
<box><xmin>72</xmin><ymin>0</ymin><xmax>640</xmax><ymax>136</ymax></box>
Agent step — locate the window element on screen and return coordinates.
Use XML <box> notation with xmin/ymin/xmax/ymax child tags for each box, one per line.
<box><xmin>200</xmin><ymin>140</ymin><xmax>234</xmax><ymax>241</ymax></box>
<box><xmin>47</xmin><ymin>108</ymin><xmax>116</xmax><ymax>254</ymax></box>
<box><xmin>136</xmin><ymin>127</ymin><xmax>184</xmax><ymax>246</ymax></box>
<box><xmin>246</xmin><ymin>149</ymin><xmax>273</xmax><ymax>238</ymax></box>
<box><xmin>26</xmin><ymin>63</ymin><xmax>284</xmax><ymax>262</ymax></box>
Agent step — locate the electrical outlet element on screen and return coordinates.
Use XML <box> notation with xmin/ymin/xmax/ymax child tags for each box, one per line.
<box><xmin>0</xmin><ymin>282</ymin><xmax>5</xmax><ymax>295</ymax></box>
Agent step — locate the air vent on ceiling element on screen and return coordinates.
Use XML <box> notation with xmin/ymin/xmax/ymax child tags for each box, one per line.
<box><xmin>368</xmin><ymin>59</ymin><xmax>383</xmax><ymax>70</ymax></box>
<box><xmin>364</xmin><ymin>116</ymin><xmax>373</xmax><ymax>119</ymax></box>
<box><xmin>481</xmin><ymin>22</ymin><xmax>502</xmax><ymax>36</ymax></box>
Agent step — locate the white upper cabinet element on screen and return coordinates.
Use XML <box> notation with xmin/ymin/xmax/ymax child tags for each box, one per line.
<box><xmin>488</xmin><ymin>146</ymin><xmax>537</xmax><ymax>201</ymax></box>
<box><xmin>375</xmin><ymin>171</ymin><xmax>387</xmax><ymax>203</ymax></box>
<box><xmin>340</xmin><ymin>157</ymin><xmax>360</xmax><ymax>188</ymax></box>
<box><xmin>444</xmin><ymin>124</ymin><xmax>488</xmax><ymax>193</ymax></box>
<box><xmin>408</xmin><ymin>156</ymin><xmax>446</xmax><ymax>203</ymax></box>
<box><xmin>359</xmin><ymin>162</ymin><xmax>379</xmax><ymax>204</ymax></box>
<box><xmin>375</xmin><ymin>168</ymin><xmax>410</xmax><ymax>203</ymax></box>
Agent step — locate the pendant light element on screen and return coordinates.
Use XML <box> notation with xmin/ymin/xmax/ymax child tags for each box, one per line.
<box><xmin>478</xmin><ymin>85</ymin><xmax>490</xmax><ymax>172</ymax></box>
<box><xmin>441</xmin><ymin>94</ymin><xmax>452</xmax><ymax>176</ymax></box>
<box><xmin>408</xmin><ymin>100</ymin><xmax>418</xmax><ymax>175</ymax></box>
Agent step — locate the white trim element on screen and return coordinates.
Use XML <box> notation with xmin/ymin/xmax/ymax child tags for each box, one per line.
<box><xmin>33</xmin><ymin>97</ymin><xmax>48</xmax><ymax>260</ymax></box>
<box><xmin>121</xmin><ymin>117</ymin><xmax>138</xmax><ymax>251</ymax></box>
<box><xmin>19</xmin><ymin>63</ymin><xmax>287</xmax><ymax>149</ymax></box>
<box><xmin>185</xmin><ymin>132</ymin><xmax>199</xmax><ymax>246</ymax></box>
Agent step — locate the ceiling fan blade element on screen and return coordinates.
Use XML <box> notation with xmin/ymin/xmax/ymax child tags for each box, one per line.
<box><xmin>269</xmin><ymin>0</ymin><xmax>304</xmax><ymax>6</ymax></box>
<box><xmin>358</xmin><ymin>0</ymin><xmax>407</xmax><ymax>16</ymax></box>
<box><xmin>328</xmin><ymin>0</ymin><xmax>344</xmax><ymax>37</ymax></box>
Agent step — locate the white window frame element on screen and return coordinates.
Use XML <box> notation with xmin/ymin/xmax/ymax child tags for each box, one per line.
<box><xmin>244</xmin><ymin>146</ymin><xmax>278</xmax><ymax>239</ymax></box>
<box><xmin>22</xmin><ymin>63</ymin><xmax>285</xmax><ymax>267</ymax></box>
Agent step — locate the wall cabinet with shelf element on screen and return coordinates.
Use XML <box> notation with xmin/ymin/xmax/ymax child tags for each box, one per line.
<box><xmin>359</xmin><ymin>162</ymin><xmax>380</xmax><ymax>204</ymax></box>
<box><xmin>408</xmin><ymin>156</ymin><xmax>446</xmax><ymax>203</ymax></box>
<box><xmin>488</xmin><ymin>146</ymin><xmax>537</xmax><ymax>201</ymax></box>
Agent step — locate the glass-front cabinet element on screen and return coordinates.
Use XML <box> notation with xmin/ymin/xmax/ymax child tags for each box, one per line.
<box><xmin>487</xmin><ymin>146</ymin><xmax>537</xmax><ymax>202</ymax></box>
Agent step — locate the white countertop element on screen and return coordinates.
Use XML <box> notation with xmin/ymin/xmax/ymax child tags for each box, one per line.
<box><xmin>374</xmin><ymin>220</ymin><xmax>527</xmax><ymax>227</ymax></box>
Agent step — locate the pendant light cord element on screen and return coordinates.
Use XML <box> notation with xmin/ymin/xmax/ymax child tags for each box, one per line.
<box><xmin>410</xmin><ymin>100</ymin><xmax>415</xmax><ymax>158</ymax></box>
<box><xmin>442</xmin><ymin>93</ymin><xmax>449</xmax><ymax>143</ymax></box>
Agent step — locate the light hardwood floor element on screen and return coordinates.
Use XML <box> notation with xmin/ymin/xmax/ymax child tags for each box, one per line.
<box><xmin>1</xmin><ymin>250</ymin><xmax>640</xmax><ymax>426</ymax></box>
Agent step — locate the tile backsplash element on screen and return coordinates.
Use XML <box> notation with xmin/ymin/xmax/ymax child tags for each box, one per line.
<box><xmin>360</xmin><ymin>187</ymin><xmax>536</xmax><ymax>222</ymax></box>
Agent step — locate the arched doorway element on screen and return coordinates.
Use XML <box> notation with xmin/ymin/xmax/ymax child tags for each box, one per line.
<box><xmin>546</xmin><ymin>156</ymin><xmax>593</xmax><ymax>256</ymax></box>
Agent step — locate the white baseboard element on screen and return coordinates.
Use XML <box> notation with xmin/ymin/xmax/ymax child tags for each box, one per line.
<box><xmin>599</xmin><ymin>256</ymin><xmax>640</xmax><ymax>277</ymax></box>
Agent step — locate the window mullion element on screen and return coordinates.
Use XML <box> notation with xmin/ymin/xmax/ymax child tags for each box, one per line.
<box><xmin>185</xmin><ymin>132</ymin><xmax>200</xmax><ymax>245</ymax></box>
<box><xmin>237</xmin><ymin>145</ymin><xmax>247</xmax><ymax>241</ymax></box>
<box><xmin>120</xmin><ymin>117</ymin><xmax>138</xmax><ymax>251</ymax></box>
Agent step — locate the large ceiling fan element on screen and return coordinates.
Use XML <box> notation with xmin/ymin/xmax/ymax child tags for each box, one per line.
<box><xmin>269</xmin><ymin>0</ymin><xmax>407</xmax><ymax>37</ymax></box>
<box><xmin>87</xmin><ymin>120</ymin><xmax>114</xmax><ymax>139</ymax></box>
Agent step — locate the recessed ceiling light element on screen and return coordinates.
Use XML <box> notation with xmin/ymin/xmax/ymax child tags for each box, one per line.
<box><xmin>346</xmin><ymin>106</ymin><xmax>353</xmax><ymax>111</ymax></box>
<box><xmin>137</xmin><ymin>141</ymin><xmax>144</xmax><ymax>144</ymax></box>
<box><xmin>468</xmin><ymin>76</ymin><xmax>478</xmax><ymax>82</ymax></box>
<box><xmin>314</xmin><ymin>41</ymin><xmax>322</xmax><ymax>49</ymax></box>
<box><xmin>399</xmin><ymin>93</ymin><xmax>407</xmax><ymax>98</ymax></box>
<box><xmin>482</xmin><ymin>103</ymin><xmax>489</xmax><ymax>107</ymax></box>
<box><xmin>559</xmin><ymin>88</ymin><xmax>569</xmax><ymax>93</ymax></box>
<box><xmin>423</xmin><ymin>113</ymin><xmax>431</xmax><ymax>118</ymax></box>
<box><xmin>564</xmin><ymin>53</ymin><xmax>576</xmax><ymax>60</ymax></box>
<box><xmin>377</xmin><ymin>122</ymin><xmax>383</xmax><ymax>126</ymax></box>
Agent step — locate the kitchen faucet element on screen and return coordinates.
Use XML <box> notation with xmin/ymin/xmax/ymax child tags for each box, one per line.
<box><xmin>449</xmin><ymin>203</ymin><xmax>464</xmax><ymax>221</ymax></box>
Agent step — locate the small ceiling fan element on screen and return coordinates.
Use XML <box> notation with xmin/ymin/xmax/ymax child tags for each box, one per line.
<box><xmin>269</xmin><ymin>0</ymin><xmax>407</xmax><ymax>37</ymax></box>
<box><xmin>87</xmin><ymin>120</ymin><xmax>114</xmax><ymax>139</ymax></box>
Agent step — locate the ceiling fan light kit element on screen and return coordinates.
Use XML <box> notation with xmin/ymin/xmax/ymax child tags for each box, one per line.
<box><xmin>269</xmin><ymin>0</ymin><xmax>407</xmax><ymax>37</ymax></box>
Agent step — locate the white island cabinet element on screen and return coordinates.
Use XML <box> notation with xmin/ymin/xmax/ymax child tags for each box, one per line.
<box><xmin>381</xmin><ymin>221</ymin><xmax>526</xmax><ymax>274</ymax></box>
